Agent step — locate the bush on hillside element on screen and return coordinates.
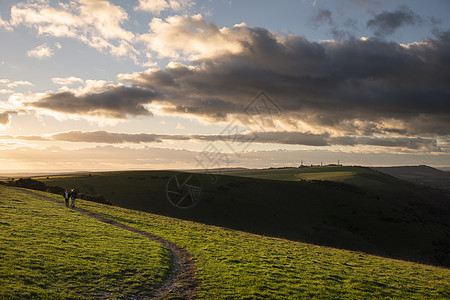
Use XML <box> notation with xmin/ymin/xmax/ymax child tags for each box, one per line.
<box><xmin>8</xmin><ymin>178</ymin><xmax>47</xmax><ymax>191</ymax></box>
<box><xmin>7</xmin><ymin>178</ymin><xmax>112</xmax><ymax>205</ymax></box>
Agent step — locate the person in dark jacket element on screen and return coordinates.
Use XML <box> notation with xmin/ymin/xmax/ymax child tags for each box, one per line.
<box><xmin>70</xmin><ymin>189</ymin><xmax>77</xmax><ymax>208</ymax></box>
<box><xmin>63</xmin><ymin>189</ymin><xmax>70</xmax><ymax>207</ymax></box>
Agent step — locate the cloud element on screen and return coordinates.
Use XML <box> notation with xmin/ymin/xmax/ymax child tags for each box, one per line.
<box><xmin>308</xmin><ymin>8</ymin><xmax>355</xmax><ymax>39</ymax></box>
<box><xmin>0</xmin><ymin>112</ymin><xmax>11</xmax><ymax>126</ymax></box>
<box><xmin>26</xmin><ymin>43</ymin><xmax>54</xmax><ymax>59</ymax></box>
<box><xmin>50</xmin><ymin>131</ymin><xmax>164</xmax><ymax>143</ymax></box>
<box><xmin>27</xmin><ymin>85</ymin><xmax>157</xmax><ymax>119</ymax></box>
<box><xmin>308</xmin><ymin>8</ymin><xmax>333</xmax><ymax>29</ymax></box>
<box><xmin>135</xmin><ymin>0</ymin><xmax>169</xmax><ymax>15</ymax></box>
<box><xmin>46</xmin><ymin>130</ymin><xmax>331</xmax><ymax>146</ymax></box>
<box><xmin>52</xmin><ymin>77</ymin><xmax>84</xmax><ymax>86</ymax></box>
<box><xmin>329</xmin><ymin>136</ymin><xmax>440</xmax><ymax>151</ymax></box>
<box><xmin>135</xmin><ymin>0</ymin><xmax>195</xmax><ymax>15</ymax></box>
<box><xmin>0</xmin><ymin>16</ymin><xmax>12</xmax><ymax>31</ymax></box>
<box><xmin>118</xmin><ymin>17</ymin><xmax>450</xmax><ymax>138</ymax></box>
<box><xmin>1</xmin><ymin>80</ymin><xmax>34</xmax><ymax>88</ymax></box>
<box><xmin>2</xmin><ymin>130</ymin><xmax>442</xmax><ymax>151</ymax></box>
<box><xmin>138</xmin><ymin>14</ymin><xmax>250</xmax><ymax>59</ymax></box>
<box><xmin>10</xmin><ymin>0</ymin><xmax>136</xmax><ymax>59</ymax></box>
<box><xmin>8</xmin><ymin>15</ymin><xmax>450</xmax><ymax>141</ymax></box>
<box><xmin>0</xmin><ymin>89</ymin><xmax>14</xmax><ymax>94</ymax></box>
<box><xmin>367</xmin><ymin>6</ymin><xmax>423</xmax><ymax>37</ymax></box>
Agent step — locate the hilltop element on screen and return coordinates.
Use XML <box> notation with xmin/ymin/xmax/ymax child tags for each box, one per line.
<box><xmin>23</xmin><ymin>165</ymin><xmax>450</xmax><ymax>268</ymax></box>
<box><xmin>372</xmin><ymin>165</ymin><xmax>450</xmax><ymax>193</ymax></box>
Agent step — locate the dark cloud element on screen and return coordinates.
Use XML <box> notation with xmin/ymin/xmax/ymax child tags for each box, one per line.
<box><xmin>120</xmin><ymin>27</ymin><xmax>450</xmax><ymax>137</ymax></box>
<box><xmin>31</xmin><ymin>86</ymin><xmax>157</xmax><ymax>119</ymax></box>
<box><xmin>367</xmin><ymin>6</ymin><xmax>423</xmax><ymax>37</ymax></box>
<box><xmin>52</xmin><ymin>131</ymin><xmax>162</xmax><ymax>143</ymax></box>
<box><xmin>308</xmin><ymin>8</ymin><xmax>333</xmax><ymax>29</ymax></box>
<box><xmin>2</xmin><ymin>130</ymin><xmax>440</xmax><ymax>151</ymax></box>
<box><xmin>0</xmin><ymin>112</ymin><xmax>10</xmax><ymax>125</ymax></box>
<box><xmin>330</xmin><ymin>136</ymin><xmax>440</xmax><ymax>151</ymax></box>
<box><xmin>49</xmin><ymin>131</ymin><xmax>330</xmax><ymax>147</ymax></box>
<box><xmin>24</xmin><ymin>20</ymin><xmax>450</xmax><ymax>140</ymax></box>
<box><xmin>50</xmin><ymin>131</ymin><xmax>189</xmax><ymax>144</ymax></box>
<box><xmin>308</xmin><ymin>8</ymin><xmax>355</xmax><ymax>39</ymax></box>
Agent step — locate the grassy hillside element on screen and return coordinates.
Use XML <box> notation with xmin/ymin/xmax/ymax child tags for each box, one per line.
<box><xmin>372</xmin><ymin>165</ymin><xmax>450</xmax><ymax>193</ymax></box>
<box><xmin>26</xmin><ymin>188</ymin><xmax>450</xmax><ymax>299</ymax></box>
<box><xmin>0</xmin><ymin>186</ymin><xmax>171</xmax><ymax>299</ymax></box>
<box><xmin>34</xmin><ymin>167</ymin><xmax>450</xmax><ymax>268</ymax></box>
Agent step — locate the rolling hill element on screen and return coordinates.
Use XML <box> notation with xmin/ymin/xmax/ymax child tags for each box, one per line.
<box><xmin>28</xmin><ymin>166</ymin><xmax>450</xmax><ymax>268</ymax></box>
<box><xmin>2</xmin><ymin>185</ymin><xmax>449</xmax><ymax>299</ymax></box>
<box><xmin>372</xmin><ymin>165</ymin><xmax>450</xmax><ymax>193</ymax></box>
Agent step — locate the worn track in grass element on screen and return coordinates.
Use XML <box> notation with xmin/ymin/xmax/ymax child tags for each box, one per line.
<box><xmin>14</xmin><ymin>188</ymin><xmax>197</xmax><ymax>299</ymax></box>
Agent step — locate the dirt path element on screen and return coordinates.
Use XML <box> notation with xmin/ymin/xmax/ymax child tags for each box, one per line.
<box><xmin>14</xmin><ymin>188</ymin><xmax>197</xmax><ymax>299</ymax></box>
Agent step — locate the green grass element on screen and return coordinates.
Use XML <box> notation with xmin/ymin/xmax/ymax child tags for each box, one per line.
<box><xmin>33</xmin><ymin>168</ymin><xmax>450</xmax><ymax>268</ymax></box>
<box><xmin>31</xmin><ymin>188</ymin><xmax>450</xmax><ymax>299</ymax></box>
<box><xmin>0</xmin><ymin>186</ymin><xmax>171</xmax><ymax>299</ymax></box>
<box><xmin>222</xmin><ymin>166</ymin><xmax>373</xmax><ymax>182</ymax></box>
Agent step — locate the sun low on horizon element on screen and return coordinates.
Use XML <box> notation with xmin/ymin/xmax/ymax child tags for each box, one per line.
<box><xmin>0</xmin><ymin>0</ymin><xmax>449</xmax><ymax>173</ymax></box>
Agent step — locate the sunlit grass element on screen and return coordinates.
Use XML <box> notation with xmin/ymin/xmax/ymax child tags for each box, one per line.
<box><xmin>0</xmin><ymin>186</ymin><xmax>171</xmax><ymax>299</ymax></box>
<box><xmin>34</xmin><ymin>188</ymin><xmax>450</xmax><ymax>299</ymax></box>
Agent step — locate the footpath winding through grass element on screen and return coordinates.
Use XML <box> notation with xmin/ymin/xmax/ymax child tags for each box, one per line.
<box><xmin>32</xmin><ymin>188</ymin><xmax>450</xmax><ymax>299</ymax></box>
<box><xmin>0</xmin><ymin>186</ymin><xmax>171</xmax><ymax>299</ymax></box>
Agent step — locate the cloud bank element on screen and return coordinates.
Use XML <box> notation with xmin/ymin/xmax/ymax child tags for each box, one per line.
<box><xmin>1</xmin><ymin>130</ymin><xmax>443</xmax><ymax>152</ymax></box>
<box><xmin>9</xmin><ymin>15</ymin><xmax>450</xmax><ymax>138</ymax></box>
<box><xmin>30</xmin><ymin>85</ymin><xmax>157</xmax><ymax>119</ymax></box>
<box><xmin>3</xmin><ymin>12</ymin><xmax>450</xmax><ymax>154</ymax></box>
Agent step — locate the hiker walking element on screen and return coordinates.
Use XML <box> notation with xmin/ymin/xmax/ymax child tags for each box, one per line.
<box><xmin>70</xmin><ymin>188</ymin><xmax>77</xmax><ymax>208</ymax></box>
<box><xmin>63</xmin><ymin>189</ymin><xmax>70</xmax><ymax>207</ymax></box>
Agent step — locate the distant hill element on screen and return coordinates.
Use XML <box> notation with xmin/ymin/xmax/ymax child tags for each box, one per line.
<box><xmin>28</xmin><ymin>166</ymin><xmax>450</xmax><ymax>268</ymax></box>
<box><xmin>372</xmin><ymin>165</ymin><xmax>450</xmax><ymax>193</ymax></box>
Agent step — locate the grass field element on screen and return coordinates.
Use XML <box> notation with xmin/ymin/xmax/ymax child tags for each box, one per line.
<box><xmin>223</xmin><ymin>166</ymin><xmax>391</xmax><ymax>185</ymax></box>
<box><xmin>33</xmin><ymin>167</ymin><xmax>450</xmax><ymax>268</ymax></box>
<box><xmin>24</xmin><ymin>187</ymin><xmax>450</xmax><ymax>299</ymax></box>
<box><xmin>0</xmin><ymin>186</ymin><xmax>171</xmax><ymax>299</ymax></box>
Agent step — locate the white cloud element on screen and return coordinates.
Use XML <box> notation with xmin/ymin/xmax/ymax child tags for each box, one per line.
<box><xmin>135</xmin><ymin>0</ymin><xmax>169</xmax><ymax>15</ymax></box>
<box><xmin>139</xmin><ymin>14</ymin><xmax>250</xmax><ymax>59</ymax></box>
<box><xmin>10</xmin><ymin>0</ymin><xmax>137</xmax><ymax>60</ymax></box>
<box><xmin>135</xmin><ymin>0</ymin><xmax>195</xmax><ymax>15</ymax></box>
<box><xmin>0</xmin><ymin>16</ymin><xmax>13</xmax><ymax>31</ymax></box>
<box><xmin>27</xmin><ymin>43</ymin><xmax>54</xmax><ymax>59</ymax></box>
<box><xmin>6</xmin><ymin>80</ymin><xmax>33</xmax><ymax>88</ymax></box>
<box><xmin>0</xmin><ymin>89</ymin><xmax>14</xmax><ymax>94</ymax></box>
<box><xmin>52</xmin><ymin>77</ymin><xmax>84</xmax><ymax>86</ymax></box>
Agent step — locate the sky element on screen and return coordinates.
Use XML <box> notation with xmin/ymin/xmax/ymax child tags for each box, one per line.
<box><xmin>0</xmin><ymin>0</ymin><xmax>449</xmax><ymax>172</ymax></box>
